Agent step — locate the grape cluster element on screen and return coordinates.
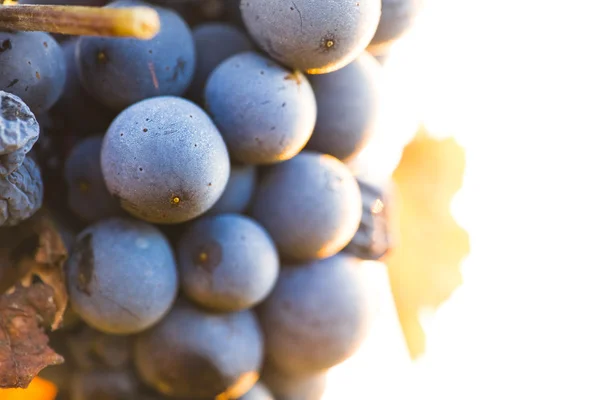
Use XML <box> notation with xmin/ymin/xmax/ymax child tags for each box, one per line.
<box><xmin>0</xmin><ymin>0</ymin><xmax>416</xmax><ymax>399</ymax></box>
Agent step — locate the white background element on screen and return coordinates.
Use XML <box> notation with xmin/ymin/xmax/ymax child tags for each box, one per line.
<box><xmin>324</xmin><ymin>0</ymin><xmax>600</xmax><ymax>398</ymax></box>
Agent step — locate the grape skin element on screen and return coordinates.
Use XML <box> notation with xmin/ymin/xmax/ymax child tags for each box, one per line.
<box><xmin>66</xmin><ymin>325</ymin><xmax>132</xmax><ymax>371</ymax></box>
<box><xmin>251</xmin><ymin>151</ymin><xmax>362</xmax><ymax>261</ymax></box>
<box><xmin>53</xmin><ymin>39</ymin><xmax>116</xmax><ymax>136</ymax></box>
<box><xmin>259</xmin><ymin>254</ymin><xmax>374</xmax><ymax>374</ymax></box>
<box><xmin>76</xmin><ymin>0</ymin><xmax>196</xmax><ymax>110</ymax></box>
<box><xmin>0</xmin><ymin>91</ymin><xmax>39</xmax><ymax>177</ymax></box>
<box><xmin>70</xmin><ymin>369</ymin><xmax>139</xmax><ymax>400</ymax></box>
<box><xmin>186</xmin><ymin>22</ymin><xmax>254</xmax><ymax>106</ymax></box>
<box><xmin>0</xmin><ymin>32</ymin><xmax>66</xmax><ymax>113</ymax></box>
<box><xmin>205</xmin><ymin>163</ymin><xmax>257</xmax><ymax>216</ymax></box>
<box><xmin>177</xmin><ymin>213</ymin><xmax>279</xmax><ymax>312</ymax></box>
<box><xmin>101</xmin><ymin>96</ymin><xmax>230</xmax><ymax>224</ymax></box>
<box><xmin>306</xmin><ymin>52</ymin><xmax>382</xmax><ymax>161</ymax></box>
<box><xmin>368</xmin><ymin>0</ymin><xmax>418</xmax><ymax>55</ymax></box>
<box><xmin>0</xmin><ymin>156</ymin><xmax>43</xmax><ymax>227</ymax></box>
<box><xmin>205</xmin><ymin>52</ymin><xmax>316</xmax><ymax>165</ymax></box>
<box><xmin>64</xmin><ymin>136</ymin><xmax>122</xmax><ymax>223</ymax></box>
<box><xmin>134</xmin><ymin>301</ymin><xmax>264</xmax><ymax>399</ymax></box>
<box><xmin>66</xmin><ymin>217</ymin><xmax>179</xmax><ymax>334</ymax></box>
<box><xmin>240</xmin><ymin>0</ymin><xmax>381</xmax><ymax>74</ymax></box>
<box><xmin>261</xmin><ymin>363</ymin><xmax>328</xmax><ymax>400</ymax></box>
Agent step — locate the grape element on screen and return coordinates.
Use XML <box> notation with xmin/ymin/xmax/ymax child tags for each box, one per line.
<box><xmin>0</xmin><ymin>91</ymin><xmax>39</xmax><ymax>177</ymax></box>
<box><xmin>70</xmin><ymin>369</ymin><xmax>139</xmax><ymax>400</ymax></box>
<box><xmin>177</xmin><ymin>213</ymin><xmax>279</xmax><ymax>312</ymax></box>
<box><xmin>186</xmin><ymin>22</ymin><xmax>254</xmax><ymax>106</ymax></box>
<box><xmin>251</xmin><ymin>151</ymin><xmax>362</xmax><ymax>261</ymax></box>
<box><xmin>204</xmin><ymin>52</ymin><xmax>316</xmax><ymax>165</ymax></box>
<box><xmin>0</xmin><ymin>31</ymin><xmax>66</xmax><ymax>113</ymax></box>
<box><xmin>306</xmin><ymin>52</ymin><xmax>382</xmax><ymax>161</ymax></box>
<box><xmin>76</xmin><ymin>0</ymin><xmax>196</xmax><ymax>110</ymax></box>
<box><xmin>240</xmin><ymin>0</ymin><xmax>381</xmax><ymax>74</ymax></box>
<box><xmin>52</xmin><ymin>39</ymin><xmax>116</xmax><ymax>136</ymax></box>
<box><xmin>66</xmin><ymin>325</ymin><xmax>132</xmax><ymax>370</ymax></box>
<box><xmin>64</xmin><ymin>136</ymin><xmax>122</xmax><ymax>223</ymax></box>
<box><xmin>368</xmin><ymin>0</ymin><xmax>418</xmax><ymax>55</ymax></box>
<box><xmin>206</xmin><ymin>163</ymin><xmax>256</xmax><ymax>216</ymax></box>
<box><xmin>100</xmin><ymin>96</ymin><xmax>230</xmax><ymax>224</ymax></box>
<box><xmin>134</xmin><ymin>301</ymin><xmax>264</xmax><ymax>399</ymax></box>
<box><xmin>259</xmin><ymin>254</ymin><xmax>373</xmax><ymax>374</ymax></box>
<box><xmin>261</xmin><ymin>363</ymin><xmax>327</xmax><ymax>400</ymax></box>
<box><xmin>0</xmin><ymin>156</ymin><xmax>43</xmax><ymax>227</ymax></box>
<box><xmin>66</xmin><ymin>217</ymin><xmax>179</xmax><ymax>334</ymax></box>
<box><xmin>343</xmin><ymin>179</ymin><xmax>394</xmax><ymax>261</ymax></box>
<box><xmin>239</xmin><ymin>381</ymin><xmax>274</xmax><ymax>400</ymax></box>
<box><xmin>148</xmin><ymin>0</ymin><xmax>226</xmax><ymax>26</ymax></box>
<box><xmin>0</xmin><ymin>0</ymin><xmax>399</xmax><ymax>395</ymax></box>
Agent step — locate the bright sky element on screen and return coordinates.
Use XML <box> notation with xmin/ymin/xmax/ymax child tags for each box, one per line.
<box><xmin>324</xmin><ymin>1</ymin><xmax>600</xmax><ymax>398</ymax></box>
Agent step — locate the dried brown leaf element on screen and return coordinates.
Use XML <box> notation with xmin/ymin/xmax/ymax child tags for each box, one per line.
<box><xmin>0</xmin><ymin>209</ymin><xmax>69</xmax><ymax>330</ymax></box>
<box><xmin>0</xmin><ymin>283</ymin><xmax>65</xmax><ymax>388</ymax></box>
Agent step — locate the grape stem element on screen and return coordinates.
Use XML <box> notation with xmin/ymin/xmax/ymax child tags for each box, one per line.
<box><xmin>0</xmin><ymin>4</ymin><xmax>160</xmax><ymax>39</ymax></box>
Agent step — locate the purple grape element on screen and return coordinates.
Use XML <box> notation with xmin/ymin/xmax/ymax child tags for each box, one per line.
<box><xmin>251</xmin><ymin>152</ymin><xmax>361</xmax><ymax>261</ymax></box>
<box><xmin>259</xmin><ymin>254</ymin><xmax>373</xmax><ymax>374</ymax></box>
<box><xmin>177</xmin><ymin>213</ymin><xmax>279</xmax><ymax>312</ymax></box>
<box><xmin>240</xmin><ymin>0</ymin><xmax>381</xmax><ymax>74</ymax></box>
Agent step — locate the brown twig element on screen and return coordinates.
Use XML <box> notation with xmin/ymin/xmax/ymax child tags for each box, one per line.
<box><xmin>0</xmin><ymin>4</ymin><xmax>160</xmax><ymax>39</ymax></box>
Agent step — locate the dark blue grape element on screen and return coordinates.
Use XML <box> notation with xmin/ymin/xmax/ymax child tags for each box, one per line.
<box><xmin>134</xmin><ymin>301</ymin><xmax>264</xmax><ymax>399</ymax></box>
<box><xmin>205</xmin><ymin>52</ymin><xmax>316</xmax><ymax>165</ymax></box>
<box><xmin>261</xmin><ymin>363</ymin><xmax>327</xmax><ymax>400</ymax></box>
<box><xmin>259</xmin><ymin>254</ymin><xmax>373</xmax><ymax>374</ymax></box>
<box><xmin>70</xmin><ymin>369</ymin><xmax>140</xmax><ymax>400</ymax></box>
<box><xmin>148</xmin><ymin>0</ymin><xmax>226</xmax><ymax>26</ymax></box>
<box><xmin>64</xmin><ymin>136</ymin><xmax>122</xmax><ymax>223</ymax></box>
<box><xmin>76</xmin><ymin>1</ymin><xmax>196</xmax><ymax>110</ymax></box>
<box><xmin>0</xmin><ymin>31</ymin><xmax>66</xmax><ymax>113</ymax></box>
<box><xmin>66</xmin><ymin>217</ymin><xmax>179</xmax><ymax>334</ymax></box>
<box><xmin>66</xmin><ymin>325</ymin><xmax>132</xmax><ymax>370</ymax></box>
<box><xmin>52</xmin><ymin>39</ymin><xmax>116</xmax><ymax>136</ymax></box>
<box><xmin>306</xmin><ymin>52</ymin><xmax>382</xmax><ymax>161</ymax></box>
<box><xmin>240</xmin><ymin>381</ymin><xmax>274</xmax><ymax>400</ymax></box>
<box><xmin>0</xmin><ymin>91</ymin><xmax>39</xmax><ymax>177</ymax></box>
<box><xmin>368</xmin><ymin>0</ymin><xmax>418</xmax><ymax>55</ymax></box>
<box><xmin>240</xmin><ymin>0</ymin><xmax>381</xmax><ymax>74</ymax></box>
<box><xmin>177</xmin><ymin>214</ymin><xmax>279</xmax><ymax>312</ymax></box>
<box><xmin>101</xmin><ymin>96</ymin><xmax>230</xmax><ymax>224</ymax></box>
<box><xmin>0</xmin><ymin>156</ymin><xmax>43</xmax><ymax>227</ymax></box>
<box><xmin>343</xmin><ymin>179</ymin><xmax>394</xmax><ymax>261</ymax></box>
<box><xmin>251</xmin><ymin>151</ymin><xmax>361</xmax><ymax>261</ymax></box>
<box><xmin>206</xmin><ymin>163</ymin><xmax>256</xmax><ymax>215</ymax></box>
<box><xmin>186</xmin><ymin>22</ymin><xmax>254</xmax><ymax>106</ymax></box>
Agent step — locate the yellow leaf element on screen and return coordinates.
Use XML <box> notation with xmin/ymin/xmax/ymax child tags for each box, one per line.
<box><xmin>385</xmin><ymin>128</ymin><xmax>470</xmax><ymax>359</ymax></box>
